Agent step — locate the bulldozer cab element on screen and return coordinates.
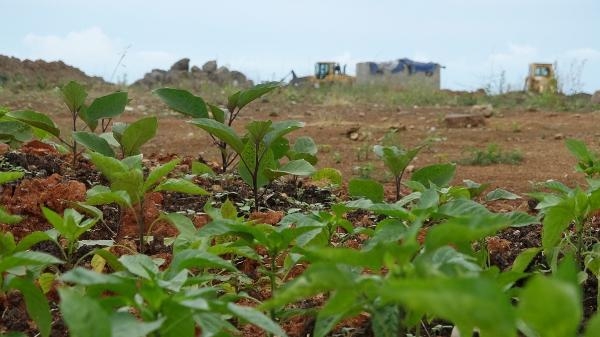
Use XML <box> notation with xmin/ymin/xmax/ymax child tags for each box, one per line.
<box><xmin>314</xmin><ymin>62</ymin><xmax>343</xmax><ymax>79</ymax></box>
<box><xmin>525</xmin><ymin>63</ymin><xmax>557</xmax><ymax>93</ymax></box>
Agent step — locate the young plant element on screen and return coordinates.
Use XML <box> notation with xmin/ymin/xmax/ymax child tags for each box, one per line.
<box><xmin>0</xmin><ymin>107</ymin><xmax>33</xmax><ymax>148</ymax></box>
<box><xmin>0</xmin><ymin>231</ymin><xmax>63</xmax><ymax>337</ymax></box>
<box><xmin>60</xmin><ymin>250</ymin><xmax>287</xmax><ymax>337</ymax></box>
<box><xmin>6</xmin><ymin>81</ymin><xmax>128</xmax><ymax>165</ymax></box>
<box><xmin>566</xmin><ymin>138</ymin><xmax>600</xmax><ymax>178</ymax></box>
<box><xmin>73</xmin><ymin>116</ymin><xmax>158</xmax><ymax>158</ymax></box>
<box><xmin>190</xmin><ymin>119</ymin><xmax>315</xmax><ymax>210</ymax></box>
<box><xmin>86</xmin><ymin>152</ymin><xmax>208</xmax><ymax>252</ymax></box>
<box><xmin>155</xmin><ymin>82</ymin><xmax>280</xmax><ymax>172</ymax></box>
<box><xmin>41</xmin><ymin>206</ymin><xmax>102</xmax><ymax>266</ymax></box>
<box><xmin>373</xmin><ymin>143</ymin><xmax>423</xmax><ymax>201</ymax></box>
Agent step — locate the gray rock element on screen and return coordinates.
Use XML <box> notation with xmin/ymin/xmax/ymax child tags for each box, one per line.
<box><xmin>191</xmin><ymin>65</ymin><xmax>202</xmax><ymax>73</ymax></box>
<box><xmin>170</xmin><ymin>58</ymin><xmax>190</xmax><ymax>72</ymax></box>
<box><xmin>202</xmin><ymin>60</ymin><xmax>218</xmax><ymax>73</ymax></box>
<box><xmin>592</xmin><ymin>90</ymin><xmax>600</xmax><ymax>104</ymax></box>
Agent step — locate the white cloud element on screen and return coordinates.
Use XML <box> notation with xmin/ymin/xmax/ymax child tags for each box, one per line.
<box><xmin>563</xmin><ymin>48</ymin><xmax>600</xmax><ymax>61</ymax></box>
<box><xmin>23</xmin><ymin>27</ymin><xmax>121</xmax><ymax>77</ymax></box>
<box><xmin>20</xmin><ymin>27</ymin><xmax>178</xmax><ymax>83</ymax></box>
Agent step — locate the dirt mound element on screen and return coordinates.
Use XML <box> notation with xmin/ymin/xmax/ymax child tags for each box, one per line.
<box><xmin>131</xmin><ymin>58</ymin><xmax>253</xmax><ymax>89</ymax></box>
<box><xmin>0</xmin><ymin>55</ymin><xmax>106</xmax><ymax>89</ymax></box>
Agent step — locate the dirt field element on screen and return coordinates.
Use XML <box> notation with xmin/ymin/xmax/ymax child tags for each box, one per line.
<box><xmin>2</xmin><ymin>88</ymin><xmax>597</xmax><ymax>196</ymax></box>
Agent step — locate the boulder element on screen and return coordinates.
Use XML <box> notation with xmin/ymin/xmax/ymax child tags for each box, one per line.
<box><xmin>202</xmin><ymin>60</ymin><xmax>218</xmax><ymax>73</ymax></box>
<box><xmin>191</xmin><ymin>65</ymin><xmax>202</xmax><ymax>73</ymax></box>
<box><xmin>592</xmin><ymin>90</ymin><xmax>600</xmax><ymax>104</ymax></box>
<box><xmin>444</xmin><ymin>113</ymin><xmax>486</xmax><ymax>128</ymax></box>
<box><xmin>169</xmin><ymin>58</ymin><xmax>190</xmax><ymax>72</ymax></box>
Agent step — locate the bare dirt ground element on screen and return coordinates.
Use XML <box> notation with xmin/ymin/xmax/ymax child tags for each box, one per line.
<box><xmin>3</xmin><ymin>88</ymin><xmax>596</xmax><ymax>196</ymax></box>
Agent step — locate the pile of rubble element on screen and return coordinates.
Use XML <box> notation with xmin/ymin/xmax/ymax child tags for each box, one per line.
<box><xmin>0</xmin><ymin>55</ymin><xmax>106</xmax><ymax>89</ymax></box>
<box><xmin>131</xmin><ymin>58</ymin><xmax>253</xmax><ymax>89</ymax></box>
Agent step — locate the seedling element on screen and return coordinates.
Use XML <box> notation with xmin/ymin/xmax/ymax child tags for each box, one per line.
<box><xmin>86</xmin><ymin>152</ymin><xmax>208</xmax><ymax>252</ymax></box>
<box><xmin>373</xmin><ymin>143</ymin><xmax>423</xmax><ymax>201</ymax></box>
<box><xmin>6</xmin><ymin>81</ymin><xmax>128</xmax><ymax>166</ymax></box>
<box><xmin>155</xmin><ymin>82</ymin><xmax>280</xmax><ymax>172</ymax></box>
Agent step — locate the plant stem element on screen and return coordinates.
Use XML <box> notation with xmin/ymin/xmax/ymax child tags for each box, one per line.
<box><xmin>136</xmin><ymin>202</ymin><xmax>146</xmax><ymax>253</ymax></box>
<box><xmin>269</xmin><ymin>255</ymin><xmax>277</xmax><ymax>321</ymax></box>
<box><xmin>72</xmin><ymin>112</ymin><xmax>78</xmax><ymax>167</ymax></box>
<box><xmin>395</xmin><ymin>175</ymin><xmax>401</xmax><ymax>201</ymax></box>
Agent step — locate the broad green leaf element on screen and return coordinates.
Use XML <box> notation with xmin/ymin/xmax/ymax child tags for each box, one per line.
<box><xmin>510</xmin><ymin>248</ymin><xmax>541</xmax><ymax>273</ymax></box>
<box><xmin>208</xmin><ymin>104</ymin><xmax>226</xmax><ymax>123</ymax></box>
<box><xmin>220</xmin><ymin>199</ymin><xmax>238</xmax><ymax>220</ymax></box>
<box><xmin>267</xmin><ymin>159</ymin><xmax>315</xmax><ymax>178</ymax></box>
<box><xmin>191</xmin><ymin>161</ymin><xmax>216</xmax><ymax>176</ymax></box>
<box><xmin>86</xmin><ymin>91</ymin><xmax>128</xmax><ymax>120</ymax></box>
<box><xmin>121</xmin><ymin>116</ymin><xmax>157</xmax><ymax>157</ymax></box>
<box><xmin>565</xmin><ymin>138</ymin><xmax>596</xmax><ymax>165</ymax></box>
<box><xmin>238</xmin><ymin>142</ymin><xmax>276</xmax><ymax>189</ymax></box>
<box><xmin>10</xmin><ymin>278</ymin><xmax>52</xmax><ymax>337</ymax></box>
<box><xmin>119</xmin><ymin>254</ymin><xmax>159</xmax><ymax>279</ymax></box>
<box><xmin>425</xmin><ymin>214</ymin><xmax>511</xmax><ymax>251</ymax></box>
<box><xmin>438</xmin><ymin>199</ymin><xmax>490</xmax><ymax>218</ymax></box>
<box><xmin>59</xmin><ymin>288</ymin><xmax>111</xmax><ymax>337</ymax></box>
<box><xmin>371</xmin><ymin>305</ymin><xmax>401</xmax><ymax>337</ymax></box>
<box><xmin>0</xmin><ymin>207</ymin><xmax>22</xmax><ymax>224</ymax></box>
<box><xmin>264</xmin><ymin>120</ymin><xmax>304</xmax><ymax>146</ymax></box>
<box><xmin>88</xmin><ymin>151</ymin><xmax>128</xmax><ymax>180</ymax></box>
<box><xmin>154</xmin><ymin>178</ymin><xmax>208</xmax><ymax>195</ymax></box>
<box><xmin>311</xmin><ymin>167</ymin><xmax>342</xmax><ymax>186</ymax></box>
<box><xmin>0</xmin><ymin>251</ymin><xmax>63</xmax><ymax>273</ymax></box>
<box><xmin>517</xmin><ymin>276</ymin><xmax>581</xmax><ymax>337</ymax></box>
<box><xmin>15</xmin><ymin>231</ymin><xmax>54</xmax><ymax>251</ymax></box>
<box><xmin>189</xmin><ymin>118</ymin><xmax>244</xmax><ymax>153</ymax></box>
<box><xmin>374</xmin><ymin>145</ymin><xmax>421</xmax><ymax>178</ymax></box>
<box><xmin>6</xmin><ymin>110</ymin><xmax>60</xmax><ymax>137</ymax></box>
<box><xmin>159</xmin><ymin>301</ymin><xmax>195</xmax><ymax>337</ymax></box>
<box><xmin>585</xmin><ymin>313</ymin><xmax>600</xmax><ymax>337</ymax></box>
<box><xmin>348</xmin><ymin>178</ymin><xmax>384</xmax><ymax>203</ymax></box>
<box><xmin>73</xmin><ymin>131</ymin><xmax>115</xmax><ymax>157</ymax></box>
<box><xmin>410</xmin><ymin>163</ymin><xmax>456</xmax><ymax>188</ymax></box>
<box><xmin>293</xmin><ymin>136</ymin><xmax>318</xmax><ymax>155</ymax></box>
<box><xmin>227</xmin><ymin>303</ymin><xmax>287</xmax><ymax>337</ymax></box>
<box><xmin>143</xmin><ymin>158</ymin><xmax>180</xmax><ymax>191</ymax></box>
<box><xmin>154</xmin><ymin>88</ymin><xmax>208</xmax><ymax>118</ymax></box>
<box><xmin>246</xmin><ymin>120</ymin><xmax>272</xmax><ymax>142</ymax></box>
<box><xmin>485</xmin><ymin>188</ymin><xmax>521</xmax><ymax>201</ymax></box>
<box><xmin>314</xmin><ymin>291</ymin><xmax>360</xmax><ymax>337</ymax></box>
<box><xmin>379</xmin><ymin>277</ymin><xmax>516</xmax><ymax>337</ymax></box>
<box><xmin>0</xmin><ymin>120</ymin><xmax>33</xmax><ymax>143</ymax></box>
<box><xmin>111</xmin><ymin>313</ymin><xmax>165</xmax><ymax>337</ymax></box>
<box><xmin>542</xmin><ymin>199</ymin><xmax>576</xmax><ymax>257</ymax></box>
<box><xmin>166</xmin><ymin>249</ymin><xmax>237</xmax><ymax>278</ymax></box>
<box><xmin>110</xmin><ymin>170</ymin><xmax>145</xmax><ymax>204</ymax></box>
<box><xmin>86</xmin><ymin>185</ymin><xmax>132</xmax><ymax>207</ymax></box>
<box><xmin>232</xmin><ymin>82</ymin><xmax>279</xmax><ymax>111</ymax></box>
<box><xmin>61</xmin><ymin>81</ymin><xmax>87</xmax><ymax>113</ymax></box>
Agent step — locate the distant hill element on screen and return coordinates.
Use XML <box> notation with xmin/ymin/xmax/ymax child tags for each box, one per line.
<box><xmin>0</xmin><ymin>55</ymin><xmax>106</xmax><ymax>89</ymax></box>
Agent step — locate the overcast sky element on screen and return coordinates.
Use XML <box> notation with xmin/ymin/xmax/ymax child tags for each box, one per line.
<box><xmin>1</xmin><ymin>0</ymin><xmax>599</xmax><ymax>93</ymax></box>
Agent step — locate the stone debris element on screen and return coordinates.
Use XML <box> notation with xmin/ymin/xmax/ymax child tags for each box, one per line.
<box><xmin>132</xmin><ymin>58</ymin><xmax>253</xmax><ymax>89</ymax></box>
<box><xmin>444</xmin><ymin>113</ymin><xmax>486</xmax><ymax>128</ymax></box>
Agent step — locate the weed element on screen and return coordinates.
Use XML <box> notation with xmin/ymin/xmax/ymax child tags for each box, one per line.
<box><xmin>460</xmin><ymin>143</ymin><xmax>523</xmax><ymax>165</ymax></box>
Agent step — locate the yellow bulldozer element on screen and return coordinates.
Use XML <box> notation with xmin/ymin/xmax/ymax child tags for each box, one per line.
<box><xmin>524</xmin><ymin>63</ymin><xmax>557</xmax><ymax>94</ymax></box>
<box><xmin>289</xmin><ymin>62</ymin><xmax>354</xmax><ymax>86</ymax></box>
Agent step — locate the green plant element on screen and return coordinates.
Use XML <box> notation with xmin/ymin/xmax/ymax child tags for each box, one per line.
<box><xmin>373</xmin><ymin>144</ymin><xmax>424</xmax><ymax>201</ymax></box>
<box><xmin>85</xmin><ymin>152</ymin><xmax>208</xmax><ymax>252</ymax></box>
<box><xmin>189</xmin><ymin>119</ymin><xmax>315</xmax><ymax>210</ymax></box>
<box><xmin>565</xmin><ymin>138</ymin><xmax>600</xmax><ymax>178</ymax></box>
<box><xmin>41</xmin><ymin>206</ymin><xmax>102</xmax><ymax>266</ymax></box>
<box><xmin>6</xmin><ymin>81</ymin><xmax>128</xmax><ymax>165</ymax></box>
<box><xmin>460</xmin><ymin>143</ymin><xmax>523</xmax><ymax>165</ymax></box>
<box><xmin>155</xmin><ymin>82</ymin><xmax>280</xmax><ymax>172</ymax></box>
<box><xmin>0</xmin><ymin>171</ymin><xmax>25</xmax><ymax>224</ymax></box>
<box><xmin>59</xmin><ymin>250</ymin><xmax>287</xmax><ymax>337</ymax></box>
<box><xmin>0</xmin><ymin>108</ymin><xmax>33</xmax><ymax>148</ymax></box>
<box><xmin>1</xmin><ymin>231</ymin><xmax>63</xmax><ymax>337</ymax></box>
<box><xmin>73</xmin><ymin>116</ymin><xmax>158</xmax><ymax>158</ymax></box>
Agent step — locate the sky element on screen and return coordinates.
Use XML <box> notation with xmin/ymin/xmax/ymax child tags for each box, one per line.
<box><xmin>1</xmin><ymin>0</ymin><xmax>599</xmax><ymax>93</ymax></box>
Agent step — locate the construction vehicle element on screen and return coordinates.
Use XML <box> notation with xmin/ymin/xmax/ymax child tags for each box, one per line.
<box><xmin>289</xmin><ymin>62</ymin><xmax>354</xmax><ymax>86</ymax></box>
<box><xmin>525</xmin><ymin>63</ymin><xmax>557</xmax><ymax>93</ymax></box>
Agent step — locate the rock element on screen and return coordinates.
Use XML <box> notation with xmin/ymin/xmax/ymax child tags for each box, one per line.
<box><xmin>202</xmin><ymin>60</ymin><xmax>218</xmax><ymax>73</ymax></box>
<box><xmin>470</xmin><ymin>104</ymin><xmax>494</xmax><ymax>117</ymax></box>
<box><xmin>592</xmin><ymin>90</ymin><xmax>600</xmax><ymax>104</ymax></box>
<box><xmin>444</xmin><ymin>113</ymin><xmax>486</xmax><ymax>128</ymax></box>
<box><xmin>554</xmin><ymin>133</ymin><xmax>564</xmax><ymax>140</ymax></box>
<box><xmin>0</xmin><ymin>143</ymin><xmax>9</xmax><ymax>155</ymax></box>
<box><xmin>169</xmin><ymin>58</ymin><xmax>190</xmax><ymax>72</ymax></box>
<box><xmin>190</xmin><ymin>65</ymin><xmax>201</xmax><ymax>73</ymax></box>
